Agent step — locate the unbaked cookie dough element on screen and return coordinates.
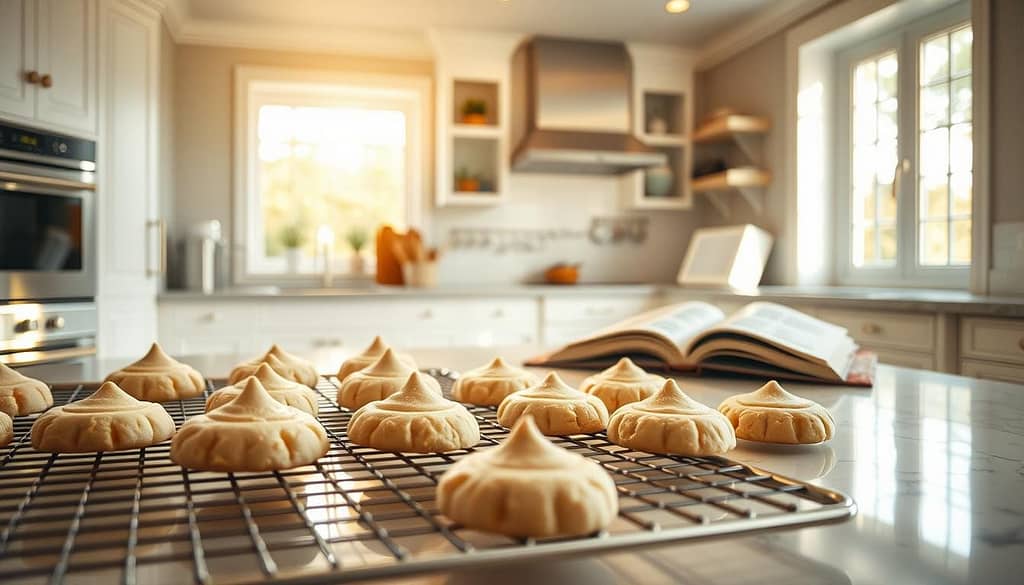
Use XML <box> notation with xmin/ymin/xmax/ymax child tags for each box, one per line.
<box><xmin>0</xmin><ymin>411</ymin><xmax>12</xmax><ymax>447</ymax></box>
<box><xmin>337</xmin><ymin>348</ymin><xmax>439</xmax><ymax>410</ymax></box>
<box><xmin>607</xmin><ymin>379</ymin><xmax>736</xmax><ymax>456</ymax></box>
<box><xmin>347</xmin><ymin>372</ymin><xmax>479</xmax><ymax>453</ymax></box>
<box><xmin>718</xmin><ymin>380</ymin><xmax>836</xmax><ymax>444</ymax></box>
<box><xmin>496</xmin><ymin>372</ymin><xmax>608</xmax><ymax>435</ymax></box>
<box><xmin>229</xmin><ymin>344</ymin><xmax>319</xmax><ymax>387</ymax></box>
<box><xmin>579</xmin><ymin>357</ymin><xmax>665</xmax><ymax>413</ymax></box>
<box><xmin>104</xmin><ymin>343</ymin><xmax>205</xmax><ymax>403</ymax></box>
<box><xmin>31</xmin><ymin>381</ymin><xmax>176</xmax><ymax>453</ymax></box>
<box><xmin>0</xmin><ymin>362</ymin><xmax>53</xmax><ymax>416</ymax></box>
<box><xmin>437</xmin><ymin>415</ymin><xmax>618</xmax><ymax>538</ymax></box>
<box><xmin>451</xmin><ymin>357</ymin><xmax>538</xmax><ymax>406</ymax></box>
<box><xmin>171</xmin><ymin>377</ymin><xmax>329</xmax><ymax>472</ymax></box>
<box><xmin>206</xmin><ymin>362</ymin><xmax>320</xmax><ymax>415</ymax></box>
<box><xmin>336</xmin><ymin>336</ymin><xmax>416</xmax><ymax>382</ymax></box>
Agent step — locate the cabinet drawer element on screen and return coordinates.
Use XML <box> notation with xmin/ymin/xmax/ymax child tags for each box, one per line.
<box><xmin>960</xmin><ymin>359</ymin><xmax>1024</xmax><ymax>384</ymax></box>
<box><xmin>815</xmin><ymin>308</ymin><xmax>935</xmax><ymax>352</ymax></box>
<box><xmin>869</xmin><ymin>347</ymin><xmax>935</xmax><ymax>370</ymax></box>
<box><xmin>159</xmin><ymin>303</ymin><xmax>259</xmax><ymax>337</ymax></box>
<box><xmin>544</xmin><ymin>296</ymin><xmax>656</xmax><ymax>324</ymax></box>
<box><xmin>959</xmin><ymin>317</ymin><xmax>1024</xmax><ymax>366</ymax></box>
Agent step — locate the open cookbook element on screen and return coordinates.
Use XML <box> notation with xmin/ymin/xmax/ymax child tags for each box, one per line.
<box><xmin>526</xmin><ymin>301</ymin><xmax>876</xmax><ymax>386</ymax></box>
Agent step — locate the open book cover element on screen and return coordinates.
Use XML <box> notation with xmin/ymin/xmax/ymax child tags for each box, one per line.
<box><xmin>526</xmin><ymin>301</ymin><xmax>876</xmax><ymax>387</ymax></box>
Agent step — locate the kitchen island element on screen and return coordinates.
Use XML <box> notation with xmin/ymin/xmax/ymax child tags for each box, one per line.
<box><xmin>15</xmin><ymin>347</ymin><xmax>1024</xmax><ymax>585</ymax></box>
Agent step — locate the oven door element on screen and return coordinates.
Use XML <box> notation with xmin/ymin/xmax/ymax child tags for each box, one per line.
<box><xmin>0</xmin><ymin>160</ymin><xmax>96</xmax><ymax>301</ymax></box>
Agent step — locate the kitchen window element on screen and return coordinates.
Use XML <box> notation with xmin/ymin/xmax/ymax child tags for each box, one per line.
<box><xmin>233</xmin><ymin>67</ymin><xmax>429</xmax><ymax>282</ymax></box>
<box><xmin>834</xmin><ymin>5</ymin><xmax>972</xmax><ymax>287</ymax></box>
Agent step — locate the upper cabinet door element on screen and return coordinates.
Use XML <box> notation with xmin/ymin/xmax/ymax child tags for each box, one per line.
<box><xmin>35</xmin><ymin>0</ymin><xmax>97</xmax><ymax>134</ymax></box>
<box><xmin>0</xmin><ymin>0</ymin><xmax>35</xmax><ymax>119</ymax></box>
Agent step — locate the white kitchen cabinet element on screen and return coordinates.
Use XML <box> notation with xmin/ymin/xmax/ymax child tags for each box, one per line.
<box><xmin>957</xmin><ymin>317</ymin><xmax>1024</xmax><ymax>383</ymax></box>
<box><xmin>0</xmin><ymin>0</ymin><xmax>97</xmax><ymax>135</ymax></box>
<box><xmin>95</xmin><ymin>0</ymin><xmax>161</xmax><ymax>357</ymax></box>
<box><xmin>542</xmin><ymin>295</ymin><xmax>663</xmax><ymax>347</ymax></box>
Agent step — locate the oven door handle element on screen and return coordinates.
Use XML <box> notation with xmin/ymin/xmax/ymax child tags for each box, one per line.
<box><xmin>0</xmin><ymin>169</ymin><xmax>96</xmax><ymax>191</ymax></box>
<box><xmin>146</xmin><ymin>219</ymin><xmax>167</xmax><ymax>278</ymax></box>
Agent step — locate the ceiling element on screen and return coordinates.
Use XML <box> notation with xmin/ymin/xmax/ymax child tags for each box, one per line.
<box><xmin>177</xmin><ymin>0</ymin><xmax>784</xmax><ymax>48</ymax></box>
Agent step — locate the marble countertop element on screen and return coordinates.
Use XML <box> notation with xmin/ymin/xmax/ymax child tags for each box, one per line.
<box><xmin>158</xmin><ymin>284</ymin><xmax>1024</xmax><ymax>317</ymax></box>
<box><xmin>17</xmin><ymin>346</ymin><xmax>1024</xmax><ymax>584</ymax></box>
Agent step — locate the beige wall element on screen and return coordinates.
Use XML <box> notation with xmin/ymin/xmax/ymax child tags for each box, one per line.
<box><xmin>159</xmin><ymin>21</ymin><xmax>176</xmax><ymax>286</ymax></box>
<box><xmin>171</xmin><ymin>44</ymin><xmax>433</xmax><ymax>267</ymax></box>
<box><xmin>697</xmin><ymin>0</ymin><xmax>1024</xmax><ymax>288</ymax></box>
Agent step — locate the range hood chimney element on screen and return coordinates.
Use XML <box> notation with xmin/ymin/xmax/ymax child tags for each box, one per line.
<box><xmin>510</xmin><ymin>37</ymin><xmax>665</xmax><ymax>174</ymax></box>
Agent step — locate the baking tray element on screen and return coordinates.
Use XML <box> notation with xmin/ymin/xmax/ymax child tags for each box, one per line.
<box><xmin>0</xmin><ymin>374</ymin><xmax>855</xmax><ymax>585</ymax></box>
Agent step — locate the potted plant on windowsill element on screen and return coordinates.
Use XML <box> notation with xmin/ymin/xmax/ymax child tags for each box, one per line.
<box><xmin>346</xmin><ymin>226</ymin><xmax>369</xmax><ymax>276</ymax></box>
<box><xmin>460</xmin><ymin>99</ymin><xmax>488</xmax><ymax>125</ymax></box>
<box><xmin>280</xmin><ymin>224</ymin><xmax>306</xmax><ymax>274</ymax></box>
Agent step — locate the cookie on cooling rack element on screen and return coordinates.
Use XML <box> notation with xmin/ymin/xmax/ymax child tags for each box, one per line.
<box><xmin>228</xmin><ymin>344</ymin><xmax>319</xmax><ymax>388</ymax></box>
<box><xmin>0</xmin><ymin>362</ymin><xmax>53</xmax><ymax>416</ymax></box>
<box><xmin>450</xmin><ymin>357</ymin><xmax>538</xmax><ymax>406</ymax></box>
<box><xmin>496</xmin><ymin>372</ymin><xmax>608</xmax><ymax>435</ymax></box>
<box><xmin>104</xmin><ymin>343</ymin><xmax>205</xmax><ymax>403</ymax></box>
<box><xmin>579</xmin><ymin>357</ymin><xmax>665</xmax><ymax>413</ymax></box>
<box><xmin>207</xmin><ymin>362</ymin><xmax>319</xmax><ymax>415</ymax></box>
<box><xmin>31</xmin><ymin>381</ymin><xmax>176</xmax><ymax>453</ymax></box>
<box><xmin>347</xmin><ymin>372</ymin><xmax>479</xmax><ymax>453</ymax></box>
<box><xmin>437</xmin><ymin>415</ymin><xmax>618</xmax><ymax>538</ymax></box>
<box><xmin>337</xmin><ymin>348</ymin><xmax>439</xmax><ymax>410</ymax></box>
<box><xmin>718</xmin><ymin>380</ymin><xmax>835</xmax><ymax>445</ymax></box>
<box><xmin>1</xmin><ymin>411</ymin><xmax>12</xmax><ymax>447</ymax></box>
<box><xmin>171</xmin><ymin>377</ymin><xmax>328</xmax><ymax>472</ymax></box>
<box><xmin>607</xmin><ymin>379</ymin><xmax>735</xmax><ymax>456</ymax></box>
<box><xmin>336</xmin><ymin>336</ymin><xmax>416</xmax><ymax>382</ymax></box>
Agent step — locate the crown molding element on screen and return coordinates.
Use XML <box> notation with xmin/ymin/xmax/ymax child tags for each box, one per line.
<box><xmin>696</xmin><ymin>0</ymin><xmax>835</xmax><ymax>71</ymax></box>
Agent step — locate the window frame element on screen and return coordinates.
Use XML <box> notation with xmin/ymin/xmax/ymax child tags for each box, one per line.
<box><xmin>232</xmin><ymin>66</ymin><xmax>431</xmax><ymax>285</ymax></box>
<box><xmin>833</xmin><ymin>2</ymin><xmax>972</xmax><ymax>288</ymax></box>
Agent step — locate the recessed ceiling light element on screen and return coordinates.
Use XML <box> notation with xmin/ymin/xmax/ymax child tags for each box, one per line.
<box><xmin>665</xmin><ymin>0</ymin><xmax>690</xmax><ymax>14</ymax></box>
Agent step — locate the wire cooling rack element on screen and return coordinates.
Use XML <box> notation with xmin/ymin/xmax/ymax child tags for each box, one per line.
<box><xmin>0</xmin><ymin>374</ymin><xmax>855</xmax><ymax>585</ymax></box>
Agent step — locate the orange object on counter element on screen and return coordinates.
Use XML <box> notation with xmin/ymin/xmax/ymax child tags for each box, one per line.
<box><xmin>544</xmin><ymin>263</ymin><xmax>580</xmax><ymax>285</ymax></box>
<box><xmin>376</xmin><ymin>226</ymin><xmax>403</xmax><ymax>285</ymax></box>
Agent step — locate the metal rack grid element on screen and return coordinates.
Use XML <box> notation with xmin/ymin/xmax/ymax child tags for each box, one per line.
<box><xmin>0</xmin><ymin>375</ymin><xmax>855</xmax><ymax>585</ymax></box>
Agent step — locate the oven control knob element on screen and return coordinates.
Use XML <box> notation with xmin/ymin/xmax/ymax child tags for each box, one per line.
<box><xmin>14</xmin><ymin>319</ymin><xmax>39</xmax><ymax>333</ymax></box>
<box><xmin>45</xmin><ymin>316</ymin><xmax>66</xmax><ymax>330</ymax></box>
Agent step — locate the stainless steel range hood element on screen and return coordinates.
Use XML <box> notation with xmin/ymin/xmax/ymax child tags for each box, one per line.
<box><xmin>510</xmin><ymin>37</ymin><xmax>665</xmax><ymax>174</ymax></box>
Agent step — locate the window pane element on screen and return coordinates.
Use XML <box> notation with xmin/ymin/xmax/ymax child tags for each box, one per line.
<box><xmin>950</xmin><ymin>123</ymin><xmax>972</xmax><ymax>172</ymax></box>
<box><xmin>878</xmin><ymin>99</ymin><xmax>898</xmax><ymax>141</ymax></box>
<box><xmin>862</xmin><ymin>225</ymin><xmax>877</xmax><ymax>264</ymax></box>
<box><xmin>951</xmin><ymin>76</ymin><xmax>972</xmax><ymax>123</ymax></box>
<box><xmin>921</xmin><ymin>176</ymin><xmax>948</xmax><ymax>220</ymax></box>
<box><xmin>922</xmin><ymin>35</ymin><xmax>949</xmax><ymax>85</ymax></box>
<box><xmin>878</xmin><ymin>183</ymin><xmax>897</xmax><ymax>221</ymax></box>
<box><xmin>921</xmin><ymin>221</ymin><xmax>949</xmax><ymax>265</ymax></box>
<box><xmin>951</xmin><ymin>172</ymin><xmax>972</xmax><ymax>216</ymax></box>
<box><xmin>921</xmin><ymin>82</ymin><xmax>949</xmax><ymax>130</ymax></box>
<box><xmin>951</xmin><ymin>27</ymin><xmax>972</xmax><ymax>75</ymax></box>
<box><xmin>854</xmin><ymin>106</ymin><xmax>876</xmax><ymax>145</ymax></box>
<box><xmin>878</xmin><ymin>54</ymin><xmax>898</xmax><ymax>100</ymax></box>
<box><xmin>854</xmin><ymin>60</ymin><xmax>877</xmax><ymax>106</ymax></box>
<box><xmin>951</xmin><ymin>219</ymin><xmax>971</xmax><ymax>264</ymax></box>
<box><xmin>880</xmin><ymin>226</ymin><xmax>897</xmax><ymax>261</ymax></box>
<box><xmin>921</xmin><ymin>128</ymin><xmax>949</xmax><ymax>178</ymax></box>
<box><xmin>857</xmin><ymin>183</ymin><xmax>875</xmax><ymax>223</ymax></box>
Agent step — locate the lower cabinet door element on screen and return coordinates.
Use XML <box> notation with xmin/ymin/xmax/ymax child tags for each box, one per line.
<box><xmin>959</xmin><ymin>359</ymin><xmax>1024</xmax><ymax>384</ymax></box>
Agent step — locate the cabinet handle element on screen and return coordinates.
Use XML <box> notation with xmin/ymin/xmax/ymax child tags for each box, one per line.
<box><xmin>146</xmin><ymin>219</ymin><xmax>167</xmax><ymax>277</ymax></box>
<box><xmin>1018</xmin><ymin>337</ymin><xmax>1024</xmax><ymax>352</ymax></box>
<box><xmin>24</xmin><ymin>71</ymin><xmax>39</xmax><ymax>84</ymax></box>
<box><xmin>40</xmin><ymin>74</ymin><xmax>52</xmax><ymax>88</ymax></box>
<box><xmin>861</xmin><ymin>323</ymin><xmax>882</xmax><ymax>335</ymax></box>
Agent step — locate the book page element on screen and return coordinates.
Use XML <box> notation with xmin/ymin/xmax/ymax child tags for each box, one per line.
<box><xmin>634</xmin><ymin>302</ymin><xmax>726</xmax><ymax>348</ymax></box>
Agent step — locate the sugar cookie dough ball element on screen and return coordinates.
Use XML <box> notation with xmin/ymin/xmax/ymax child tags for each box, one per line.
<box><xmin>0</xmin><ymin>362</ymin><xmax>53</xmax><ymax>416</ymax></box>
<box><xmin>451</xmin><ymin>357</ymin><xmax>538</xmax><ymax>406</ymax></box>
<box><xmin>229</xmin><ymin>344</ymin><xmax>319</xmax><ymax>387</ymax></box>
<box><xmin>336</xmin><ymin>336</ymin><xmax>417</xmax><ymax>382</ymax></box>
<box><xmin>207</xmin><ymin>362</ymin><xmax>320</xmax><ymax>415</ymax></box>
<box><xmin>718</xmin><ymin>380</ymin><xmax>835</xmax><ymax>444</ymax></box>
<box><xmin>348</xmin><ymin>372</ymin><xmax>479</xmax><ymax>453</ymax></box>
<box><xmin>31</xmin><ymin>382</ymin><xmax>176</xmax><ymax>453</ymax></box>
<box><xmin>337</xmin><ymin>348</ymin><xmax>439</xmax><ymax>410</ymax></box>
<box><xmin>580</xmin><ymin>357</ymin><xmax>665</xmax><ymax>412</ymax></box>
<box><xmin>496</xmin><ymin>372</ymin><xmax>608</xmax><ymax>435</ymax></box>
<box><xmin>437</xmin><ymin>415</ymin><xmax>618</xmax><ymax>538</ymax></box>
<box><xmin>104</xmin><ymin>343</ymin><xmax>205</xmax><ymax>402</ymax></box>
<box><xmin>0</xmin><ymin>411</ymin><xmax>12</xmax><ymax>447</ymax></box>
<box><xmin>608</xmin><ymin>379</ymin><xmax>735</xmax><ymax>456</ymax></box>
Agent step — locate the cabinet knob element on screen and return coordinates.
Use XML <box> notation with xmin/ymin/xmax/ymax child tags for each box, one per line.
<box><xmin>24</xmin><ymin>71</ymin><xmax>39</xmax><ymax>84</ymax></box>
<box><xmin>1018</xmin><ymin>337</ymin><xmax>1024</xmax><ymax>352</ymax></box>
<box><xmin>45</xmin><ymin>316</ymin><xmax>65</xmax><ymax>330</ymax></box>
<box><xmin>40</xmin><ymin>74</ymin><xmax>52</xmax><ymax>88</ymax></box>
<box><xmin>861</xmin><ymin>323</ymin><xmax>882</xmax><ymax>335</ymax></box>
<box><xmin>14</xmin><ymin>319</ymin><xmax>39</xmax><ymax>333</ymax></box>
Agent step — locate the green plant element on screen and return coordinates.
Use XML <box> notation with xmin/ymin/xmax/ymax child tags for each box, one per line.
<box><xmin>456</xmin><ymin>166</ymin><xmax>472</xmax><ymax>180</ymax></box>
<box><xmin>279</xmin><ymin>224</ymin><xmax>306</xmax><ymax>249</ymax></box>
<box><xmin>461</xmin><ymin>99</ymin><xmax>487</xmax><ymax>116</ymax></box>
<box><xmin>345</xmin><ymin>226</ymin><xmax>369</xmax><ymax>252</ymax></box>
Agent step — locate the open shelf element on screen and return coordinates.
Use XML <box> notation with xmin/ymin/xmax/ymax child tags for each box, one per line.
<box><xmin>693</xmin><ymin>114</ymin><xmax>770</xmax><ymax>144</ymax></box>
<box><xmin>451</xmin><ymin>124</ymin><xmax>503</xmax><ymax>139</ymax></box>
<box><xmin>691</xmin><ymin>167</ymin><xmax>772</xmax><ymax>191</ymax></box>
<box><xmin>639</xmin><ymin>133</ymin><xmax>687</xmax><ymax>147</ymax></box>
<box><xmin>643</xmin><ymin>91</ymin><xmax>685</xmax><ymax>135</ymax></box>
<box><xmin>452</xmin><ymin>79</ymin><xmax>499</xmax><ymax>127</ymax></box>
